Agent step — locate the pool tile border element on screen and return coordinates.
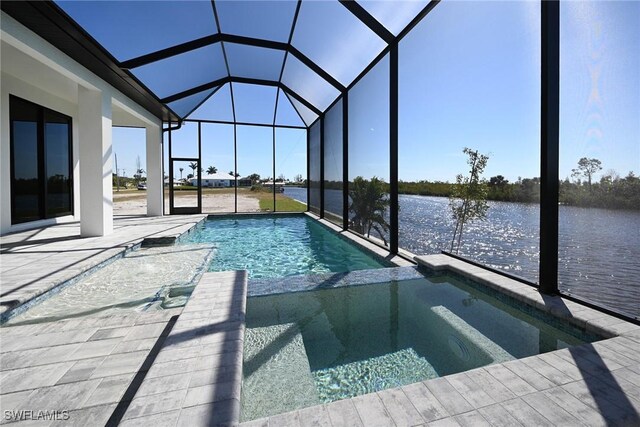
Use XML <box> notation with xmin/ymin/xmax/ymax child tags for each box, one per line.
<box><xmin>248</xmin><ymin>266</ymin><xmax>425</xmax><ymax>298</ymax></box>
<box><xmin>304</xmin><ymin>212</ymin><xmax>414</xmax><ymax>268</ymax></box>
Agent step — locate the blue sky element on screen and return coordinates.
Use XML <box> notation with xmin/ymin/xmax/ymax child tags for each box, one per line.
<box><xmin>104</xmin><ymin>1</ymin><xmax>638</xmax><ymax>184</ymax></box>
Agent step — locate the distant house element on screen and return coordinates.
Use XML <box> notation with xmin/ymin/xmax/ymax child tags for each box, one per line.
<box><xmin>237</xmin><ymin>176</ymin><xmax>252</xmax><ymax>187</ymax></box>
<box><xmin>188</xmin><ymin>173</ymin><xmax>233</xmax><ymax>188</ymax></box>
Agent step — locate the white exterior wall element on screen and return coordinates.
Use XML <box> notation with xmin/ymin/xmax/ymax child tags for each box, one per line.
<box><xmin>145</xmin><ymin>125</ymin><xmax>163</xmax><ymax>216</ymax></box>
<box><xmin>0</xmin><ymin>12</ymin><xmax>164</xmax><ymax>235</ymax></box>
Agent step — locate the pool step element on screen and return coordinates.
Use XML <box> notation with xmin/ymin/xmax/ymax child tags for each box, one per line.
<box><xmin>241</xmin><ymin>323</ymin><xmax>321</xmax><ymax>422</ymax></box>
<box><xmin>312</xmin><ymin>347</ymin><xmax>438</xmax><ymax>402</ymax></box>
<box><xmin>428</xmin><ymin>305</ymin><xmax>515</xmax><ymax>366</ymax></box>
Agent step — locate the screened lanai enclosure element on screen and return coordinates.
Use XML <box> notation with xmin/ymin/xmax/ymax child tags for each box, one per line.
<box><xmin>12</xmin><ymin>0</ymin><xmax>638</xmax><ymax>320</ymax></box>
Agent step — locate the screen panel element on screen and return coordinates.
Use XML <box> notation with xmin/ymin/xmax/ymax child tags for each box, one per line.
<box><xmin>56</xmin><ymin>1</ymin><xmax>217</xmax><ymax>62</ymax></box>
<box><xmin>285</xmin><ymin>93</ymin><xmax>318</xmax><ymax>127</ymax></box>
<box><xmin>189</xmin><ymin>83</ymin><xmax>235</xmax><ymax>122</ymax></box>
<box><xmin>236</xmin><ymin>125</ymin><xmax>274</xmax><ymax>212</ymax></box>
<box><xmin>225</xmin><ymin>43</ymin><xmax>286</xmax><ymax>82</ymax></box>
<box><xmin>348</xmin><ymin>55</ymin><xmax>390</xmax><ymax>246</ymax></box>
<box><xmin>308</xmin><ymin>120</ymin><xmax>321</xmax><ymax>215</ymax></box>
<box><xmin>323</xmin><ymin>99</ymin><xmax>343</xmax><ymax>226</ymax></box>
<box><xmin>281</xmin><ymin>55</ymin><xmax>339</xmax><ymax>112</ymax></box>
<box><xmin>358</xmin><ymin>1</ymin><xmax>429</xmax><ymax>36</ymax></box>
<box><xmin>275</xmin><ymin>89</ymin><xmax>305</xmax><ymax>127</ymax></box>
<box><xmin>276</xmin><ymin>127</ymin><xmax>307</xmax><ymax>212</ymax></box>
<box><xmin>232</xmin><ymin>83</ymin><xmax>278</xmax><ymax>125</ymax></box>
<box><xmin>398</xmin><ymin>1</ymin><xmax>541</xmax><ymax>283</ymax></box>
<box><xmin>292</xmin><ymin>0</ymin><xmax>387</xmax><ymax>85</ymax></box>
<box><xmin>559</xmin><ymin>0</ymin><xmax>640</xmax><ymax>318</ymax></box>
<box><xmin>200</xmin><ymin>123</ymin><xmax>236</xmax><ymax>213</ymax></box>
<box><xmin>216</xmin><ymin>0</ymin><xmax>297</xmax><ymax>43</ymax></box>
<box><xmin>168</xmin><ymin>87</ymin><xmax>219</xmax><ymax>119</ymax></box>
<box><xmin>131</xmin><ymin>44</ymin><xmax>227</xmax><ymax>99</ymax></box>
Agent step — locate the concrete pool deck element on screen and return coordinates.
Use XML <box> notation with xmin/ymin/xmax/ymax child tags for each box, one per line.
<box><xmin>1</xmin><ymin>216</ymin><xmax>639</xmax><ymax>426</ymax></box>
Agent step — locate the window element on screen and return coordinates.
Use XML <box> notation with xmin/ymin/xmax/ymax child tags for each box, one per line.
<box><xmin>10</xmin><ymin>96</ymin><xmax>73</xmax><ymax>224</ymax></box>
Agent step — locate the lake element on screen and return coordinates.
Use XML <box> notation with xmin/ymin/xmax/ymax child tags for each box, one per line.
<box><xmin>284</xmin><ymin>186</ymin><xmax>640</xmax><ymax>318</ymax></box>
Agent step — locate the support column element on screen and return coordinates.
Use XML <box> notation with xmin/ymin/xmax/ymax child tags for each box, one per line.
<box><xmin>343</xmin><ymin>94</ymin><xmax>349</xmax><ymax>231</ymax></box>
<box><xmin>389</xmin><ymin>44</ymin><xmax>399</xmax><ymax>254</ymax></box>
<box><xmin>539</xmin><ymin>0</ymin><xmax>560</xmax><ymax>294</ymax></box>
<box><xmin>146</xmin><ymin>124</ymin><xmax>163</xmax><ymax>216</ymax></box>
<box><xmin>320</xmin><ymin>115</ymin><xmax>325</xmax><ymax>219</ymax></box>
<box><xmin>78</xmin><ymin>87</ymin><xmax>112</xmax><ymax>236</ymax></box>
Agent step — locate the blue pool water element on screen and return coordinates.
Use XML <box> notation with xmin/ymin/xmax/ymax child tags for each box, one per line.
<box><xmin>241</xmin><ymin>274</ymin><xmax>599</xmax><ymax>421</ymax></box>
<box><xmin>180</xmin><ymin>215</ymin><xmax>389</xmax><ymax>278</ymax></box>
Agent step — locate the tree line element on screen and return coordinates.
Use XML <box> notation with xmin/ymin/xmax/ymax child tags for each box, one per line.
<box><xmin>395</xmin><ymin>161</ymin><xmax>639</xmax><ymax>210</ymax></box>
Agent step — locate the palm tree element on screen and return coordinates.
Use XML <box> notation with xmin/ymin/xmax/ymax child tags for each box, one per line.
<box><xmin>349</xmin><ymin>176</ymin><xmax>390</xmax><ymax>245</ymax></box>
<box><xmin>179</xmin><ymin>167</ymin><xmax>184</xmax><ymax>180</ymax></box>
<box><xmin>188</xmin><ymin>161</ymin><xmax>199</xmax><ymax>176</ymax></box>
<box><xmin>207</xmin><ymin>165</ymin><xmax>217</xmax><ymax>174</ymax></box>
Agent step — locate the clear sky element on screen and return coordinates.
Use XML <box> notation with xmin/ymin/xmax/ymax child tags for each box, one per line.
<box><xmin>102</xmin><ymin>1</ymin><xmax>638</xmax><ymax>184</ymax></box>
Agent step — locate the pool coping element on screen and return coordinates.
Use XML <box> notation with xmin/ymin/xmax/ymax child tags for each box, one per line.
<box><xmin>414</xmin><ymin>254</ymin><xmax>639</xmax><ymax>339</ymax></box>
<box><xmin>116</xmin><ymin>270</ymin><xmax>248</xmax><ymax>426</ymax></box>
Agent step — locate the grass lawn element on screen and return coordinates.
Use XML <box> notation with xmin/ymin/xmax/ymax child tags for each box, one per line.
<box><xmin>254</xmin><ymin>191</ymin><xmax>306</xmax><ymax>212</ymax></box>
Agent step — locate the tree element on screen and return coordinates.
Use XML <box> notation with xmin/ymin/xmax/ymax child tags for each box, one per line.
<box><xmin>114</xmin><ymin>152</ymin><xmax>120</xmax><ymax>192</ymax></box>
<box><xmin>489</xmin><ymin>175</ymin><xmax>508</xmax><ymax>188</ymax></box>
<box><xmin>294</xmin><ymin>174</ymin><xmax>303</xmax><ymax>183</ymax></box>
<box><xmin>349</xmin><ymin>176</ymin><xmax>391</xmax><ymax>246</ymax></box>
<box><xmin>449</xmin><ymin>148</ymin><xmax>490</xmax><ymax>254</ymax></box>
<box><xmin>571</xmin><ymin>157</ymin><xmax>602</xmax><ymax>189</ymax></box>
<box><xmin>247</xmin><ymin>173</ymin><xmax>261</xmax><ymax>185</ymax></box>
<box><xmin>134</xmin><ymin>155</ymin><xmax>145</xmax><ymax>185</ymax></box>
<box><xmin>207</xmin><ymin>166</ymin><xmax>217</xmax><ymax>174</ymax></box>
<box><xmin>188</xmin><ymin>161</ymin><xmax>199</xmax><ymax>176</ymax></box>
<box><xmin>179</xmin><ymin>167</ymin><xmax>184</xmax><ymax>180</ymax></box>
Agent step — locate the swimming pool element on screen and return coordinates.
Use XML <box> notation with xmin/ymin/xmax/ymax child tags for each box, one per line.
<box><xmin>180</xmin><ymin>214</ymin><xmax>390</xmax><ymax>278</ymax></box>
<box><xmin>240</xmin><ymin>273</ymin><xmax>600</xmax><ymax>421</ymax></box>
<box><xmin>6</xmin><ymin>244</ymin><xmax>213</xmax><ymax>325</ymax></box>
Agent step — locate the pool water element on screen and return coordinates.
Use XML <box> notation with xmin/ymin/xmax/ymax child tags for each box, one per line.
<box><xmin>180</xmin><ymin>215</ymin><xmax>389</xmax><ymax>278</ymax></box>
<box><xmin>241</xmin><ymin>275</ymin><xmax>599</xmax><ymax>421</ymax></box>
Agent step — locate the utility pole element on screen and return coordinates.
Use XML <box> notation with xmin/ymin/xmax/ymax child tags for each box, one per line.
<box><xmin>114</xmin><ymin>152</ymin><xmax>120</xmax><ymax>192</ymax></box>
